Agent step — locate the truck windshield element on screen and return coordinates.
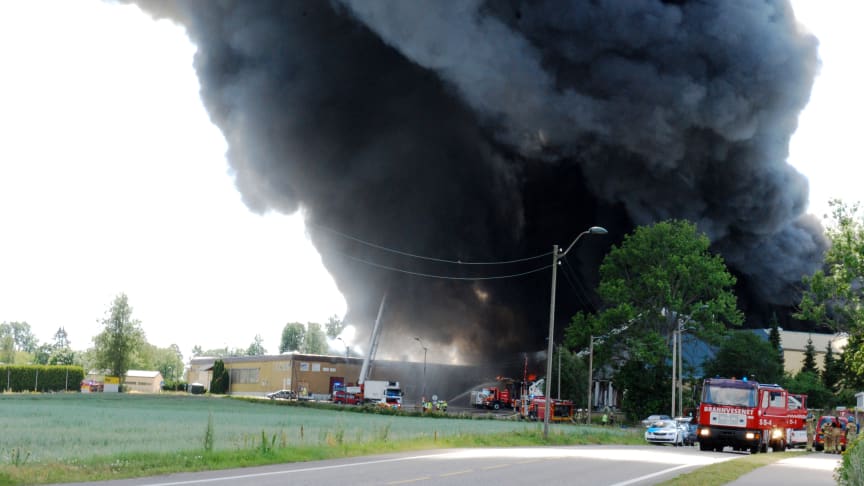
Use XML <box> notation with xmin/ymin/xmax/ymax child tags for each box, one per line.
<box><xmin>703</xmin><ymin>384</ymin><xmax>757</xmax><ymax>407</ymax></box>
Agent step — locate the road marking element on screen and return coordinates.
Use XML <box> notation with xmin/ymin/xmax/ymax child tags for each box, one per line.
<box><xmin>481</xmin><ymin>463</ymin><xmax>510</xmax><ymax>470</ymax></box>
<box><xmin>607</xmin><ymin>464</ymin><xmax>693</xmax><ymax>486</ymax></box>
<box><xmin>386</xmin><ymin>477</ymin><xmax>431</xmax><ymax>484</ymax></box>
<box><xmin>439</xmin><ymin>470</ymin><xmax>473</xmax><ymax>477</ymax></box>
<box><xmin>137</xmin><ymin>455</ymin><xmax>434</xmax><ymax>485</ymax></box>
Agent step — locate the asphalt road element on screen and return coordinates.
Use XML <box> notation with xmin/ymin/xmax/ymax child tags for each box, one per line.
<box><xmin>60</xmin><ymin>446</ymin><xmax>840</xmax><ymax>486</ymax></box>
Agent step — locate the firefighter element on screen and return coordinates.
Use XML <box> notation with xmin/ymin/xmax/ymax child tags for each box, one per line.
<box><xmin>805</xmin><ymin>414</ymin><xmax>816</xmax><ymax>452</ymax></box>
<box><xmin>822</xmin><ymin>419</ymin><xmax>835</xmax><ymax>453</ymax></box>
<box><xmin>847</xmin><ymin>419</ymin><xmax>858</xmax><ymax>447</ymax></box>
<box><xmin>832</xmin><ymin>418</ymin><xmax>844</xmax><ymax>454</ymax></box>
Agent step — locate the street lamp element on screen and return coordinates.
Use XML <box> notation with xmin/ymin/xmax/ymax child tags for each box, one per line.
<box><xmin>586</xmin><ymin>335</ymin><xmax>601</xmax><ymax>425</ymax></box>
<box><xmin>544</xmin><ymin>226</ymin><xmax>608</xmax><ymax>439</ymax></box>
<box><xmin>414</xmin><ymin>337</ymin><xmax>428</xmax><ymax>402</ymax></box>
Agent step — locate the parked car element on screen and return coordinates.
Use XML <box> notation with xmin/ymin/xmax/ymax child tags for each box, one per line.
<box><xmin>641</xmin><ymin>414</ymin><xmax>672</xmax><ymax>428</ymax></box>
<box><xmin>815</xmin><ymin>415</ymin><xmax>848</xmax><ymax>452</ymax></box>
<box><xmin>677</xmin><ymin>417</ymin><xmax>698</xmax><ymax>446</ymax></box>
<box><xmin>266</xmin><ymin>389</ymin><xmax>297</xmax><ymax>400</ymax></box>
<box><xmin>645</xmin><ymin>419</ymin><xmax>688</xmax><ymax>446</ymax></box>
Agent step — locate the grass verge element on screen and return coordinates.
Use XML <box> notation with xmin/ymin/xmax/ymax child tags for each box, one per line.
<box><xmin>658</xmin><ymin>450</ymin><xmax>804</xmax><ymax>486</ymax></box>
<box><xmin>0</xmin><ymin>427</ymin><xmax>644</xmax><ymax>485</ymax></box>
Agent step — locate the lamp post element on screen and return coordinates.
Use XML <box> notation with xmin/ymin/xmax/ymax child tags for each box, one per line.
<box><xmin>586</xmin><ymin>335</ymin><xmax>600</xmax><ymax>425</ymax></box>
<box><xmin>414</xmin><ymin>337</ymin><xmax>428</xmax><ymax>402</ymax></box>
<box><xmin>544</xmin><ymin>226</ymin><xmax>608</xmax><ymax>439</ymax></box>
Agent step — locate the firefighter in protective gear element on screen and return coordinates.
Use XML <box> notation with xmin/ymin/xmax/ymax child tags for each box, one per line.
<box><xmin>822</xmin><ymin>420</ymin><xmax>835</xmax><ymax>453</ymax></box>
<box><xmin>806</xmin><ymin>414</ymin><xmax>816</xmax><ymax>452</ymax></box>
<box><xmin>832</xmin><ymin>418</ymin><xmax>844</xmax><ymax>453</ymax></box>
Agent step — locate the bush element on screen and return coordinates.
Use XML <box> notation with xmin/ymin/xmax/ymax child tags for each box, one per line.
<box><xmin>0</xmin><ymin>365</ymin><xmax>83</xmax><ymax>392</ymax></box>
<box><xmin>838</xmin><ymin>436</ymin><xmax>864</xmax><ymax>485</ymax></box>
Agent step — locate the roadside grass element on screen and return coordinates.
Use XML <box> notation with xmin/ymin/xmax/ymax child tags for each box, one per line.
<box><xmin>0</xmin><ymin>393</ymin><xmax>644</xmax><ymax>485</ymax></box>
<box><xmin>658</xmin><ymin>450</ymin><xmax>804</xmax><ymax>486</ymax></box>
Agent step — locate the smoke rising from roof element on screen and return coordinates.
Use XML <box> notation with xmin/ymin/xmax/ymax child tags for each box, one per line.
<box><xmin>132</xmin><ymin>0</ymin><xmax>826</xmax><ymax>362</ymax></box>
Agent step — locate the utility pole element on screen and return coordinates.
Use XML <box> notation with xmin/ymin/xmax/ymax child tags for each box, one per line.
<box><xmin>587</xmin><ymin>335</ymin><xmax>594</xmax><ymax>425</ymax></box>
<box><xmin>671</xmin><ymin>327</ymin><xmax>677</xmax><ymax>419</ymax></box>
<box><xmin>557</xmin><ymin>344</ymin><xmax>561</xmax><ymax>400</ymax></box>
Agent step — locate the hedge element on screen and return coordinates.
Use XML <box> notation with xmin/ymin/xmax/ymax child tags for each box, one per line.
<box><xmin>0</xmin><ymin>365</ymin><xmax>84</xmax><ymax>392</ymax></box>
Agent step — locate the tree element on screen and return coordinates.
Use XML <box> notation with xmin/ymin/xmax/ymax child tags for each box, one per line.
<box><xmin>0</xmin><ymin>334</ymin><xmax>14</xmax><ymax>364</ymax></box>
<box><xmin>796</xmin><ymin>200</ymin><xmax>864</xmax><ymax>332</ymax></box>
<box><xmin>784</xmin><ymin>371</ymin><xmax>834</xmax><ymax>410</ymax></box>
<box><xmin>246</xmin><ymin>334</ymin><xmax>267</xmax><ymax>356</ymax></box>
<box><xmin>93</xmin><ymin>293</ymin><xmax>145</xmax><ymax>387</ymax></box>
<box><xmin>191</xmin><ymin>345</ymin><xmax>203</xmax><ymax>357</ymax></box>
<box><xmin>768</xmin><ymin>315</ymin><xmax>785</xmax><ymax>372</ymax></box>
<box><xmin>796</xmin><ymin>200</ymin><xmax>864</xmax><ymax>385</ymax></box>
<box><xmin>0</xmin><ymin>321</ymin><xmax>38</xmax><ymax>354</ymax></box>
<box><xmin>823</xmin><ymin>341</ymin><xmax>841</xmax><ymax>393</ymax></box>
<box><xmin>801</xmin><ymin>337</ymin><xmax>818</xmax><ymax>375</ymax></box>
<box><xmin>703</xmin><ymin>331</ymin><xmax>783</xmax><ymax>384</ymax></box>
<box><xmin>210</xmin><ymin>359</ymin><xmax>229</xmax><ymax>394</ymax></box>
<box><xmin>279</xmin><ymin>322</ymin><xmax>305</xmax><ymax>353</ymax></box>
<box><xmin>325</xmin><ymin>315</ymin><xmax>346</xmax><ymax>339</ymax></box>
<box><xmin>564</xmin><ymin>220</ymin><xmax>743</xmax><ymax>420</ymax></box>
<box><xmin>303</xmin><ymin>322</ymin><xmax>327</xmax><ymax>355</ymax></box>
<box><xmin>53</xmin><ymin>327</ymin><xmax>71</xmax><ymax>349</ymax></box>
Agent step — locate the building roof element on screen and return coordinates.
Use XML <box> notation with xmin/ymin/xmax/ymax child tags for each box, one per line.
<box><xmin>126</xmin><ymin>370</ymin><xmax>162</xmax><ymax>379</ymax></box>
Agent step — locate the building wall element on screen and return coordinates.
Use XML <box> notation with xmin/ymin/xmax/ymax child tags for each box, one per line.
<box><xmin>125</xmin><ymin>374</ymin><xmax>162</xmax><ymax>393</ymax></box>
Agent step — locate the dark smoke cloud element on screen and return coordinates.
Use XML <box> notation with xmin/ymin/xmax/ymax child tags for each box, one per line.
<box><xmin>131</xmin><ymin>0</ymin><xmax>826</xmax><ymax>362</ymax></box>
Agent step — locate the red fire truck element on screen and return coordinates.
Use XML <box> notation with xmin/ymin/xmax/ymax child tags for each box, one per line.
<box><xmin>696</xmin><ymin>378</ymin><xmax>807</xmax><ymax>453</ymax></box>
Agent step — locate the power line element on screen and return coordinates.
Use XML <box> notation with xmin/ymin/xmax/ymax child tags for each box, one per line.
<box><xmin>564</xmin><ymin>258</ymin><xmax>604</xmax><ymax>311</ymax></box>
<box><xmin>308</xmin><ymin>222</ymin><xmax>553</xmax><ymax>265</ymax></box>
<box><xmin>560</xmin><ymin>264</ymin><xmax>597</xmax><ymax>313</ymax></box>
<box><xmin>331</xmin><ymin>248</ymin><xmax>553</xmax><ymax>281</ymax></box>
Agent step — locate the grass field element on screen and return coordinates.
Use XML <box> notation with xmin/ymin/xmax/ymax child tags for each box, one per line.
<box><xmin>0</xmin><ymin>393</ymin><xmax>806</xmax><ymax>486</ymax></box>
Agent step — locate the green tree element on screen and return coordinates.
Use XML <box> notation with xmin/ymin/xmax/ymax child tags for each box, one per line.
<box><xmin>703</xmin><ymin>331</ymin><xmax>783</xmax><ymax>384</ymax></box>
<box><xmin>0</xmin><ymin>321</ymin><xmax>38</xmax><ymax>354</ymax></box>
<box><xmin>53</xmin><ymin>327</ymin><xmax>71</xmax><ymax>349</ymax></box>
<box><xmin>0</xmin><ymin>334</ymin><xmax>14</xmax><ymax>363</ymax></box>
<box><xmin>784</xmin><ymin>371</ymin><xmax>834</xmax><ymax>410</ymax></box>
<box><xmin>303</xmin><ymin>323</ymin><xmax>327</xmax><ymax>355</ymax></box>
<box><xmin>191</xmin><ymin>345</ymin><xmax>203</xmax><ymax>357</ymax></box>
<box><xmin>564</xmin><ymin>220</ymin><xmax>743</xmax><ymax>420</ymax></box>
<box><xmin>33</xmin><ymin>343</ymin><xmax>53</xmax><ymax>365</ymax></box>
<box><xmin>796</xmin><ymin>200</ymin><xmax>864</xmax><ymax>332</ymax></box>
<box><xmin>325</xmin><ymin>315</ymin><xmax>346</xmax><ymax>339</ymax></box>
<box><xmin>823</xmin><ymin>341</ymin><xmax>841</xmax><ymax>393</ymax></box>
<box><xmin>768</xmin><ymin>315</ymin><xmax>785</xmax><ymax>372</ymax></box>
<box><xmin>0</xmin><ymin>322</ymin><xmax>39</xmax><ymax>354</ymax></box>
<box><xmin>93</xmin><ymin>293</ymin><xmax>145</xmax><ymax>387</ymax></box>
<box><xmin>801</xmin><ymin>337</ymin><xmax>818</xmax><ymax>375</ymax></box>
<box><xmin>279</xmin><ymin>322</ymin><xmax>305</xmax><ymax>353</ymax></box>
<box><xmin>210</xmin><ymin>359</ymin><xmax>229</xmax><ymax>394</ymax></box>
<box><xmin>246</xmin><ymin>334</ymin><xmax>266</xmax><ymax>356</ymax></box>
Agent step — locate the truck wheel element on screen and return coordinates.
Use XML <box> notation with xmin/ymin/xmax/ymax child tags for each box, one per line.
<box><xmin>750</xmin><ymin>445</ymin><xmax>759</xmax><ymax>454</ymax></box>
<box><xmin>493</xmin><ymin>402</ymin><xmax>500</xmax><ymax>410</ymax></box>
<box><xmin>699</xmin><ymin>441</ymin><xmax>712</xmax><ymax>451</ymax></box>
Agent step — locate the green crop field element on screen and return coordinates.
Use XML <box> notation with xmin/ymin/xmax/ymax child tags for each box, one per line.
<box><xmin>0</xmin><ymin>393</ymin><xmax>635</xmax><ymax>463</ymax></box>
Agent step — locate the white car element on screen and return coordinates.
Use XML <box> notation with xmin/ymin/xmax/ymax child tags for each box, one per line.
<box><xmin>641</xmin><ymin>414</ymin><xmax>672</xmax><ymax>428</ymax></box>
<box><xmin>644</xmin><ymin>419</ymin><xmax>688</xmax><ymax>446</ymax></box>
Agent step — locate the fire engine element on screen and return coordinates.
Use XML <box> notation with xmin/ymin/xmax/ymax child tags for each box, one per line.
<box><xmin>696</xmin><ymin>378</ymin><xmax>807</xmax><ymax>453</ymax></box>
<box><xmin>470</xmin><ymin>385</ymin><xmax>515</xmax><ymax>410</ymax></box>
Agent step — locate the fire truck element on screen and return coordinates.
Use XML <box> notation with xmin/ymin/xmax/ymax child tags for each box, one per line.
<box><xmin>696</xmin><ymin>378</ymin><xmax>807</xmax><ymax>453</ymax></box>
<box><xmin>470</xmin><ymin>385</ymin><xmax>515</xmax><ymax>410</ymax></box>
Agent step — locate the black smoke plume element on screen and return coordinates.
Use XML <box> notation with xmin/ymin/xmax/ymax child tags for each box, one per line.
<box><xmin>131</xmin><ymin>0</ymin><xmax>826</xmax><ymax>363</ymax></box>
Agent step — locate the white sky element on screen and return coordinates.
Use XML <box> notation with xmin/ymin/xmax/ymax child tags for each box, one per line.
<box><xmin>0</xmin><ymin>1</ymin><xmax>860</xmax><ymax>360</ymax></box>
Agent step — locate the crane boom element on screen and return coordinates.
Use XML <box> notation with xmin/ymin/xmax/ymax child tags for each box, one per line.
<box><xmin>358</xmin><ymin>293</ymin><xmax>387</xmax><ymax>385</ymax></box>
